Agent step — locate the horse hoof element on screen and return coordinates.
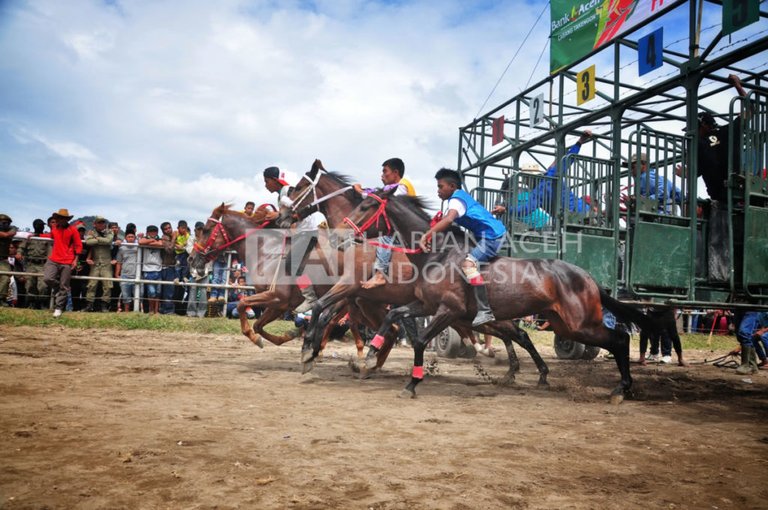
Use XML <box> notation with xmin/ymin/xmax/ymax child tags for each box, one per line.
<box><xmin>348</xmin><ymin>359</ymin><xmax>360</xmax><ymax>373</ymax></box>
<box><xmin>301</xmin><ymin>360</ymin><xmax>315</xmax><ymax>374</ymax></box>
<box><xmin>301</xmin><ymin>349</ymin><xmax>314</xmax><ymax>363</ymax></box>
<box><xmin>498</xmin><ymin>374</ymin><xmax>516</xmax><ymax>387</ymax></box>
<box><xmin>537</xmin><ymin>380</ymin><xmax>550</xmax><ymax>389</ymax></box>
<box><xmin>399</xmin><ymin>388</ymin><xmax>416</xmax><ymax>399</ymax></box>
<box><xmin>609</xmin><ymin>393</ymin><xmax>624</xmax><ymax>406</ymax></box>
<box><xmin>254</xmin><ymin>335</ymin><xmax>264</xmax><ymax>349</ymax></box>
<box><xmin>364</xmin><ymin>356</ymin><xmax>378</xmax><ymax>370</ymax></box>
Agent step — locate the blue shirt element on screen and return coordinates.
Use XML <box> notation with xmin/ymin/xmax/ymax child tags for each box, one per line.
<box><xmin>449</xmin><ymin>189</ymin><xmax>506</xmax><ymax>240</ymax></box>
<box><xmin>635</xmin><ymin>168</ymin><xmax>683</xmax><ymax>214</ymax></box>
<box><xmin>516</xmin><ymin>142</ymin><xmax>587</xmax><ymax>216</ymax></box>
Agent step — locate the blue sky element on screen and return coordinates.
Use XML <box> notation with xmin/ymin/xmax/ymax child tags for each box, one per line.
<box><xmin>1</xmin><ymin>0</ymin><xmax>552</xmax><ymax>230</ymax></box>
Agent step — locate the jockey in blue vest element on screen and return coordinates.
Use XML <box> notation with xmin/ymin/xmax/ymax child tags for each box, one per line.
<box><xmin>419</xmin><ymin>168</ymin><xmax>506</xmax><ymax>327</ymax></box>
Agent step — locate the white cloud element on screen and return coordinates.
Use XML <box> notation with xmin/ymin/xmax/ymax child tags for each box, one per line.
<box><xmin>0</xmin><ymin>0</ymin><xmax>552</xmax><ymax>229</ymax></box>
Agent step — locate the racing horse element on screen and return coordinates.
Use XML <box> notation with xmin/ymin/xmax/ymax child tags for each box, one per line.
<box><xmin>188</xmin><ymin>203</ymin><xmax>367</xmax><ymax>358</ymax></box>
<box><xmin>277</xmin><ymin>160</ymin><xmax>548</xmax><ymax>385</ymax></box>
<box><xmin>342</xmin><ymin>189</ymin><xmax>658</xmax><ymax>403</ymax></box>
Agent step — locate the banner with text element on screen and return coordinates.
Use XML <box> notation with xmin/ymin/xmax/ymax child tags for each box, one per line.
<box><xmin>550</xmin><ymin>0</ymin><xmax>680</xmax><ymax>73</ymax></box>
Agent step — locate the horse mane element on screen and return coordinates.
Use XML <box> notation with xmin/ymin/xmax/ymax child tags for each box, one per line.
<box><xmin>388</xmin><ymin>195</ymin><xmax>433</xmax><ymax>223</ymax></box>
<box><xmin>387</xmin><ymin>194</ymin><xmax>468</xmax><ymax>257</ymax></box>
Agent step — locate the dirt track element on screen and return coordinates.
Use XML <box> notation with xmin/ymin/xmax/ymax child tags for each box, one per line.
<box><xmin>1</xmin><ymin>323</ymin><xmax>767</xmax><ymax>509</ymax></box>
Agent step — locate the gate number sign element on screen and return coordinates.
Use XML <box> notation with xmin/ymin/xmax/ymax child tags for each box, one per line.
<box><xmin>577</xmin><ymin>65</ymin><xmax>596</xmax><ymax>106</ymax></box>
<box><xmin>723</xmin><ymin>0</ymin><xmax>759</xmax><ymax>36</ymax></box>
<box><xmin>530</xmin><ymin>93</ymin><xmax>544</xmax><ymax>128</ymax></box>
<box><xmin>638</xmin><ymin>27</ymin><xmax>663</xmax><ymax>76</ymax></box>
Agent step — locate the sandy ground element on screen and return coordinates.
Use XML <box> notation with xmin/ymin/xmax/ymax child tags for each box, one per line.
<box><xmin>1</xmin><ymin>323</ymin><xmax>767</xmax><ymax>510</ymax></box>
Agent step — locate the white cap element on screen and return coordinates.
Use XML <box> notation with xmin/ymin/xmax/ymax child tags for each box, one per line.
<box><xmin>520</xmin><ymin>162</ymin><xmax>543</xmax><ymax>174</ymax></box>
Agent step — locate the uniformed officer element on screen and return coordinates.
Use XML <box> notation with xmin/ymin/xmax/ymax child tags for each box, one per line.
<box><xmin>20</xmin><ymin>219</ymin><xmax>52</xmax><ymax>309</ymax></box>
<box><xmin>84</xmin><ymin>216</ymin><xmax>115</xmax><ymax>312</ymax></box>
<box><xmin>0</xmin><ymin>213</ymin><xmax>19</xmax><ymax>306</ymax></box>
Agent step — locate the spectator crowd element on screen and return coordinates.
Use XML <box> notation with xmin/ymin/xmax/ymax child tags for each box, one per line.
<box><xmin>0</xmin><ymin>208</ymin><xmax>260</xmax><ymax>320</ymax></box>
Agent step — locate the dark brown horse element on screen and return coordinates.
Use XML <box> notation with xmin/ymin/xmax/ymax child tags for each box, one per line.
<box><xmin>342</xmin><ymin>189</ymin><xmax>658</xmax><ymax>403</ymax></box>
<box><xmin>277</xmin><ymin>161</ymin><xmax>548</xmax><ymax>385</ymax></box>
<box><xmin>188</xmin><ymin>204</ymin><xmax>366</xmax><ymax>359</ymax></box>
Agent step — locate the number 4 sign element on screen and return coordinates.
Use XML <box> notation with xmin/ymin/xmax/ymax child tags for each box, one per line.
<box><xmin>638</xmin><ymin>27</ymin><xmax>663</xmax><ymax>76</ymax></box>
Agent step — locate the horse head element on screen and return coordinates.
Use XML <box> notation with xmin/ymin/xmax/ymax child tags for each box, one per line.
<box><xmin>189</xmin><ymin>203</ymin><xmax>272</xmax><ymax>273</ymax></box>
<box><xmin>276</xmin><ymin>159</ymin><xmax>324</xmax><ymax>228</ymax></box>
<box><xmin>277</xmin><ymin>159</ymin><xmax>359</xmax><ymax>229</ymax></box>
<box><xmin>341</xmin><ymin>189</ymin><xmax>434</xmax><ymax>251</ymax></box>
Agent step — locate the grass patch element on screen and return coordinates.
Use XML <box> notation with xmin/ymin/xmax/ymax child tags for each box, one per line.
<box><xmin>520</xmin><ymin>327</ymin><xmax>736</xmax><ymax>352</ymax></box>
<box><xmin>0</xmin><ymin>308</ymin><xmax>296</xmax><ymax>336</ymax></box>
<box><xmin>0</xmin><ymin>308</ymin><xmax>738</xmax><ymax>352</ymax></box>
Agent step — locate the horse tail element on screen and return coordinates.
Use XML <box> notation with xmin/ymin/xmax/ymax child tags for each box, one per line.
<box><xmin>599</xmin><ymin>288</ymin><xmax>659</xmax><ymax>333</ymax></box>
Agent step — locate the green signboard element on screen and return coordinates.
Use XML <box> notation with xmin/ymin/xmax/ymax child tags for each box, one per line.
<box><xmin>550</xmin><ymin>0</ymin><xmax>680</xmax><ymax>73</ymax></box>
<box><xmin>723</xmin><ymin>0</ymin><xmax>760</xmax><ymax>36</ymax></box>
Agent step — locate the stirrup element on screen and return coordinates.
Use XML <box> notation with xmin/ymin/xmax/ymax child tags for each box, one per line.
<box><xmin>472</xmin><ymin>311</ymin><xmax>495</xmax><ymax>327</ymax></box>
<box><xmin>295</xmin><ymin>298</ymin><xmax>316</xmax><ymax>314</ymax></box>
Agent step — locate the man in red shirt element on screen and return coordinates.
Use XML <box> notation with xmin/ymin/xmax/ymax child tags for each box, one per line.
<box><xmin>43</xmin><ymin>209</ymin><xmax>83</xmax><ymax>318</ymax></box>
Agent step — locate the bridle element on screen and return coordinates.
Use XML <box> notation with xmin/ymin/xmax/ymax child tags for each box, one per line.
<box><xmin>193</xmin><ymin>206</ymin><xmax>274</xmax><ymax>261</ymax></box>
<box><xmin>342</xmin><ymin>193</ymin><xmax>423</xmax><ymax>254</ymax></box>
<box><xmin>342</xmin><ymin>193</ymin><xmax>391</xmax><ymax>237</ymax></box>
<box><xmin>287</xmin><ymin>169</ymin><xmax>353</xmax><ymax>217</ymax></box>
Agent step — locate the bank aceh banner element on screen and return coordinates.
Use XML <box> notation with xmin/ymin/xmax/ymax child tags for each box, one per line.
<box><xmin>550</xmin><ymin>0</ymin><xmax>680</xmax><ymax>73</ymax></box>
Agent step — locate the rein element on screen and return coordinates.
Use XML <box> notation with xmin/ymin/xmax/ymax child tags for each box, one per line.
<box><xmin>342</xmin><ymin>193</ymin><xmax>423</xmax><ymax>254</ymax></box>
<box><xmin>194</xmin><ymin>207</ymin><xmax>273</xmax><ymax>260</ymax></box>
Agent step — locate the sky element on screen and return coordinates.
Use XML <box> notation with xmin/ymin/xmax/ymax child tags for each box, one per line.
<box><xmin>1</xmin><ymin>1</ymin><xmax>764</xmax><ymax>231</ymax></box>
<box><xmin>0</xmin><ymin>0</ymin><xmax>552</xmax><ymax>230</ymax></box>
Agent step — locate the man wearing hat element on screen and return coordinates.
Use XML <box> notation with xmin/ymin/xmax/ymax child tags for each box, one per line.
<box><xmin>492</xmin><ymin>131</ymin><xmax>593</xmax><ymax>221</ymax></box>
<box><xmin>43</xmin><ymin>209</ymin><xmax>83</xmax><ymax>318</ymax></box>
<box><xmin>693</xmin><ymin>74</ymin><xmax>748</xmax><ymax>202</ymax></box>
<box><xmin>263</xmin><ymin>166</ymin><xmax>325</xmax><ymax>313</ymax></box>
<box><xmin>0</xmin><ymin>214</ymin><xmax>19</xmax><ymax>306</ymax></box>
<box><xmin>20</xmin><ymin>219</ymin><xmax>52</xmax><ymax>309</ymax></box>
<box><xmin>628</xmin><ymin>152</ymin><xmax>683</xmax><ymax>214</ymax></box>
<box><xmin>84</xmin><ymin>216</ymin><xmax>115</xmax><ymax>312</ymax></box>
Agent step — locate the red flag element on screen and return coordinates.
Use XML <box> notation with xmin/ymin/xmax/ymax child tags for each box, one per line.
<box><xmin>492</xmin><ymin>116</ymin><xmax>505</xmax><ymax>145</ymax></box>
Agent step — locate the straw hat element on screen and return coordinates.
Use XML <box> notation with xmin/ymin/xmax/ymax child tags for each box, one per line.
<box><xmin>52</xmin><ymin>208</ymin><xmax>74</xmax><ymax>220</ymax></box>
<box><xmin>520</xmin><ymin>162</ymin><xmax>543</xmax><ymax>174</ymax></box>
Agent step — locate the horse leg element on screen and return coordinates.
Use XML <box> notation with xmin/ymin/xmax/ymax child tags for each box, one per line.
<box><xmin>350</xmin><ymin>324</ymin><xmax>365</xmax><ymax>359</ymax></box>
<box><xmin>237</xmin><ymin>299</ymin><xmax>265</xmax><ymax>348</ymax></box>
<box><xmin>316</xmin><ymin>302</ymin><xmax>348</xmax><ymax>362</ymax></box>
<box><xmin>303</xmin><ymin>284</ymin><xmax>355</xmax><ymax>359</ymax></box>
<box><xmin>365</xmin><ymin>300</ymin><xmax>427</xmax><ymax>369</ymax></box>
<box><xmin>401</xmin><ymin>306</ymin><xmax>460</xmax><ymax>399</ymax></box>
<box><xmin>607</xmin><ymin>327</ymin><xmax>633</xmax><ymax>404</ymax></box>
<box><xmin>490</xmin><ymin>322</ymin><xmax>548</xmax><ymax>387</ymax></box>
<box><xmin>252</xmin><ymin>307</ymin><xmax>298</xmax><ymax>346</ymax></box>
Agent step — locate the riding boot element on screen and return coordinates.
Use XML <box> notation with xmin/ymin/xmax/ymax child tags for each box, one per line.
<box><xmin>749</xmin><ymin>346</ymin><xmax>760</xmax><ymax>372</ymax></box>
<box><xmin>295</xmin><ymin>286</ymin><xmax>318</xmax><ymax>314</ymax></box>
<box><xmin>736</xmin><ymin>345</ymin><xmax>758</xmax><ymax>375</ymax></box>
<box><xmin>471</xmin><ymin>284</ymin><xmax>495</xmax><ymax>327</ymax></box>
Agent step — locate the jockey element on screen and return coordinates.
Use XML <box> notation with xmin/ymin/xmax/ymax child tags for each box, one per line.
<box><xmin>263</xmin><ymin>166</ymin><xmax>325</xmax><ymax>313</ymax></box>
<box><xmin>353</xmin><ymin>157</ymin><xmax>415</xmax><ymax>289</ymax></box>
<box><xmin>419</xmin><ymin>168</ymin><xmax>505</xmax><ymax>327</ymax></box>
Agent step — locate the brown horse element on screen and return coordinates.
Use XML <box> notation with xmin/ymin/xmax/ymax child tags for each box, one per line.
<box><xmin>342</xmin><ymin>190</ymin><xmax>658</xmax><ymax>403</ymax></box>
<box><xmin>277</xmin><ymin>161</ymin><xmax>548</xmax><ymax>384</ymax></box>
<box><xmin>188</xmin><ymin>204</ymin><xmax>366</xmax><ymax>359</ymax></box>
